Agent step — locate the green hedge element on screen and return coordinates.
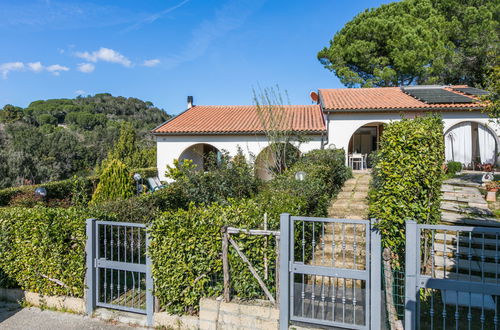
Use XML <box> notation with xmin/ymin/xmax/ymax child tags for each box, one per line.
<box><xmin>0</xmin><ymin>207</ymin><xmax>88</xmax><ymax>297</ymax></box>
<box><xmin>0</xmin><ymin>167</ymin><xmax>157</xmax><ymax>207</ymax></box>
<box><xmin>369</xmin><ymin>115</ymin><xmax>444</xmax><ymax>263</ymax></box>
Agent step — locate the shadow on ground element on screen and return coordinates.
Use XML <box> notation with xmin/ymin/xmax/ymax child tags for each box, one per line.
<box><xmin>0</xmin><ymin>301</ymin><xmax>22</xmax><ymax>324</ymax></box>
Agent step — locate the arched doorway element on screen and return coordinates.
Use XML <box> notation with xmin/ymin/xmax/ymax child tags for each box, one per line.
<box><xmin>445</xmin><ymin>122</ymin><xmax>498</xmax><ymax>169</ymax></box>
<box><xmin>347</xmin><ymin>122</ymin><xmax>384</xmax><ymax>169</ymax></box>
<box><xmin>255</xmin><ymin>143</ymin><xmax>300</xmax><ymax>181</ymax></box>
<box><xmin>179</xmin><ymin>143</ymin><xmax>222</xmax><ymax>171</ymax></box>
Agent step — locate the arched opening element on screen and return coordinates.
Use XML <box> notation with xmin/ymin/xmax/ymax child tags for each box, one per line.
<box><xmin>255</xmin><ymin>143</ymin><xmax>300</xmax><ymax>181</ymax></box>
<box><xmin>445</xmin><ymin>121</ymin><xmax>498</xmax><ymax>170</ymax></box>
<box><xmin>179</xmin><ymin>143</ymin><xmax>222</xmax><ymax>171</ymax></box>
<box><xmin>347</xmin><ymin>122</ymin><xmax>385</xmax><ymax>169</ymax></box>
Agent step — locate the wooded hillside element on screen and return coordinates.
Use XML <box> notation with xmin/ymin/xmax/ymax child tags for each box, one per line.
<box><xmin>0</xmin><ymin>94</ymin><xmax>169</xmax><ymax>189</ymax></box>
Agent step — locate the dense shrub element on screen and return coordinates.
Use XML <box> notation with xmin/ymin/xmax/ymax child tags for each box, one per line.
<box><xmin>0</xmin><ymin>167</ymin><xmax>156</xmax><ymax>207</ymax></box>
<box><xmin>258</xmin><ymin>148</ymin><xmax>351</xmax><ymax>217</ymax></box>
<box><xmin>0</xmin><ymin>176</ymin><xmax>97</xmax><ymax>207</ymax></box>
<box><xmin>90</xmin><ymin>184</ymin><xmax>188</xmax><ymax>223</ymax></box>
<box><xmin>91</xmin><ymin>159</ymin><xmax>134</xmax><ymax>204</ymax></box>
<box><xmin>0</xmin><ymin>207</ymin><xmax>87</xmax><ymax>297</ymax></box>
<box><xmin>446</xmin><ymin>161</ymin><xmax>462</xmax><ymax>175</ymax></box>
<box><xmin>369</xmin><ymin>115</ymin><xmax>444</xmax><ymax>263</ymax></box>
<box><xmin>166</xmin><ymin>150</ymin><xmax>259</xmax><ymax>205</ymax></box>
<box><xmin>150</xmin><ymin>200</ymin><xmax>276</xmax><ymax>314</ymax></box>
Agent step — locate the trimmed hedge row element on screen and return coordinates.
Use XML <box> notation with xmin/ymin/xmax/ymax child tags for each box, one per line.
<box><xmin>0</xmin><ymin>207</ymin><xmax>88</xmax><ymax>297</ymax></box>
<box><xmin>0</xmin><ymin>167</ymin><xmax>157</xmax><ymax>207</ymax></box>
<box><xmin>369</xmin><ymin>115</ymin><xmax>444</xmax><ymax>264</ymax></box>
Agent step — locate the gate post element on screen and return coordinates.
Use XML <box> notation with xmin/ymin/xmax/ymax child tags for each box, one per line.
<box><xmin>279</xmin><ymin>213</ymin><xmax>291</xmax><ymax>330</ymax></box>
<box><xmin>370</xmin><ymin>219</ymin><xmax>382</xmax><ymax>329</ymax></box>
<box><xmin>146</xmin><ymin>230</ymin><xmax>154</xmax><ymax>327</ymax></box>
<box><xmin>404</xmin><ymin>220</ymin><xmax>418</xmax><ymax>330</ymax></box>
<box><xmin>85</xmin><ymin>218</ymin><xmax>97</xmax><ymax>315</ymax></box>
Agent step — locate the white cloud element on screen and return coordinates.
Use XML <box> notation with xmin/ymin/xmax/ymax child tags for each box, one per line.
<box><xmin>46</xmin><ymin>64</ymin><xmax>70</xmax><ymax>76</ymax></box>
<box><xmin>143</xmin><ymin>59</ymin><xmax>160</xmax><ymax>67</ymax></box>
<box><xmin>77</xmin><ymin>63</ymin><xmax>95</xmax><ymax>73</ymax></box>
<box><xmin>75</xmin><ymin>90</ymin><xmax>86</xmax><ymax>95</ymax></box>
<box><xmin>75</xmin><ymin>47</ymin><xmax>132</xmax><ymax>67</ymax></box>
<box><xmin>0</xmin><ymin>61</ymin><xmax>70</xmax><ymax>78</ymax></box>
<box><xmin>0</xmin><ymin>62</ymin><xmax>24</xmax><ymax>78</ymax></box>
<box><xmin>28</xmin><ymin>62</ymin><xmax>44</xmax><ymax>72</ymax></box>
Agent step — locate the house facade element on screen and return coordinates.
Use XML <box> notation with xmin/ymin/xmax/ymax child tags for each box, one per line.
<box><xmin>153</xmin><ymin>85</ymin><xmax>499</xmax><ymax>180</ymax></box>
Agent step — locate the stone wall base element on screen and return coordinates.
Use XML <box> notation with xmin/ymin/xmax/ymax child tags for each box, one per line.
<box><xmin>199</xmin><ymin>297</ymin><xmax>279</xmax><ymax>330</ymax></box>
<box><xmin>0</xmin><ymin>288</ymin><xmax>85</xmax><ymax>314</ymax></box>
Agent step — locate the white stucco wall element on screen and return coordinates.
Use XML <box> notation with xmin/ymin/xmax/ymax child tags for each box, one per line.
<box><xmin>325</xmin><ymin>110</ymin><xmax>500</xmax><ymax>164</ymax></box>
<box><xmin>155</xmin><ymin>134</ymin><xmax>324</xmax><ymax>181</ymax></box>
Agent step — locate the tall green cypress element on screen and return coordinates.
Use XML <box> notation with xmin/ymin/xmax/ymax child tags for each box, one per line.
<box><xmin>91</xmin><ymin>159</ymin><xmax>134</xmax><ymax>204</ymax></box>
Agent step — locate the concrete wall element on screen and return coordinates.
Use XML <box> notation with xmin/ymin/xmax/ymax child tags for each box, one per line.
<box><xmin>199</xmin><ymin>297</ymin><xmax>279</xmax><ymax>330</ymax></box>
<box><xmin>156</xmin><ymin>134</ymin><xmax>324</xmax><ymax>181</ymax></box>
<box><xmin>325</xmin><ymin>110</ymin><xmax>500</xmax><ymax>164</ymax></box>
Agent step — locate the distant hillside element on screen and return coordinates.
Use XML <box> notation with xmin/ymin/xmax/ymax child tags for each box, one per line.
<box><xmin>0</xmin><ymin>93</ymin><xmax>170</xmax><ymax>188</ymax></box>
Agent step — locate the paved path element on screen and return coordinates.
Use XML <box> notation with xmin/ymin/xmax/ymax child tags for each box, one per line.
<box><xmin>0</xmin><ymin>302</ymin><xmax>142</xmax><ymax>330</ymax></box>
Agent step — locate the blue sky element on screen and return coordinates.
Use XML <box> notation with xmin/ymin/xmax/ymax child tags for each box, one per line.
<box><xmin>0</xmin><ymin>0</ymin><xmax>393</xmax><ymax>115</ymax></box>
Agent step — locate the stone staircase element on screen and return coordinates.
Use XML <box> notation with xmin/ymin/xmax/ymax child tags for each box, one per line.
<box><xmin>433</xmin><ymin>175</ymin><xmax>500</xmax><ymax>281</ymax></box>
<box><xmin>309</xmin><ymin>171</ymin><xmax>372</xmax><ymax>276</ymax></box>
<box><xmin>328</xmin><ymin>171</ymin><xmax>371</xmax><ymax>219</ymax></box>
<box><xmin>440</xmin><ymin>175</ymin><xmax>498</xmax><ymax>226</ymax></box>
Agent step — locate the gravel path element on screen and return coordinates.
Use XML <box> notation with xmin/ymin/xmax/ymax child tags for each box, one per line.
<box><xmin>0</xmin><ymin>302</ymin><xmax>143</xmax><ymax>330</ymax></box>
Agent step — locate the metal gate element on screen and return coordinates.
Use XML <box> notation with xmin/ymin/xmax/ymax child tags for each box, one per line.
<box><xmin>85</xmin><ymin>219</ymin><xmax>153</xmax><ymax>326</ymax></box>
<box><xmin>279</xmin><ymin>214</ymin><xmax>381</xmax><ymax>329</ymax></box>
<box><xmin>405</xmin><ymin>220</ymin><xmax>500</xmax><ymax>329</ymax></box>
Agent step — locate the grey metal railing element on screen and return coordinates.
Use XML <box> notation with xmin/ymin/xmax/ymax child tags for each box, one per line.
<box><xmin>405</xmin><ymin>220</ymin><xmax>500</xmax><ymax>330</ymax></box>
<box><xmin>86</xmin><ymin>219</ymin><xmax>153</xmax><ymax>326</ymax></box>
<box><xmin>280</xmin><ymin>214</ymin><xmax>381</xmax><ymax>330</ymax></box>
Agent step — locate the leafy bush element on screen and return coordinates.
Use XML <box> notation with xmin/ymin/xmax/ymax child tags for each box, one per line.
<box><xmin>258</xmin><ymin>148</ymin><xmax>351</xmax><ymax>217</ymax></box>
<box><xmin>0</xmin><ymin>167</ymin><xmax>157</xmax><ymax>208</ymax></box>
<box><xmin>166</xmin><ymin>150</ymin><xmax>259</xmax><ymax>206</ymax></box>
<box><xmin>0</xmin><ymin>207</ymin><xmax>87</xmax><ymax>296</ymax></box>
<box><xmin>91</xmin><ymin>159</ymin><xmax>134</xmax><ymax>204</ymax></box>
<box><xmin>369</xmin><ymin>115</ymin><xmax>444</xmax><ymax>264</ymax></box>
<box><xmin>0</xmin><ymin>176</ymin><xmax>97</xmax><ymax>207</ymax></box>
<box><xmin>446</xmin><ymin>161</ymin><xmax>462</xmax><ymax>175</ymax></box>
<box><xmin>150</xmin><ymin>199</ymin><xmax>276</xmax><ymax>314</ymax></box>
<box><xmin>90</xmin><ymin>184</ymin><xmax>188</xmax><ymax>223</ymax></box>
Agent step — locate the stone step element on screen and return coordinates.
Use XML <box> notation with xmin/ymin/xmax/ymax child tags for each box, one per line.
<box><xmin>354</xmin><ymin>185</ymin><xmax>369</xmax><ymax>192</ymax></box>
<box><xmin>335</xmin><ymin>191</ymin><xmax>354</xmax><ymax>199</ymax></box>
<box><xmin>433</xmin><ymin>255</ymin><xmax>499</xmax><ymax>274</ymax></box>
<box><xmin>330</xmin><ymin>202</ymin><xmax>369</xmax><ymax>210</ymax></box>
<box><xmin>440</xmin><ymin>202</ymin><xmax>493</xmax><ymax>217</ymax></box>
<box><xmin>434</xmin><ymin>233</ymin><xmax>500</xmax><ymax>248</ymax></box>
<box><xmin>433</xmin><ymin>242</ymin><xmax>499</xmax><ymax>259</ymax></box>
<box><xmin>443</xmin><ymin>178</ymin><xmax>481</xmax><ymax>188</ymax></box>
<box><xmin>441</xmin><ymin>212</ymin><xmax>500</xmax><ymax>227</ymax></box>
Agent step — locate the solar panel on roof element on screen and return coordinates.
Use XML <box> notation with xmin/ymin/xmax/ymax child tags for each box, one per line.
<box><xmin>402</xmin><ymin>87</ymin><xmax>476</xmax><ymax>104</ymax></box>
<box><xmin>452</xmin><ymin>87</ymin><xmax>489</xmax><ymax>97</ymax></box>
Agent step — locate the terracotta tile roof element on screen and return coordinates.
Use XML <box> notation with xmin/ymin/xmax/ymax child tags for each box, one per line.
<box><xmin>152</xmin><ymin>105</ymin><xmax>326</xmax><ymax>135</ymax></box>
<box><xmin>319</xmin><ymin>86</ymin><xmax>484</xmax><ymax>112</ymax></box>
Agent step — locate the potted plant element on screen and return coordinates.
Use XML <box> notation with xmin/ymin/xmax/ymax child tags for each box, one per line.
<box><xmin>486</xmin><ymin>181</ymin><xmax>500</xmax><ymax>192</ymax></box>
<box><xmin>486</xmin><ymin>181</ymin><xmax>499</xmax><ymax>202</ymax></box>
